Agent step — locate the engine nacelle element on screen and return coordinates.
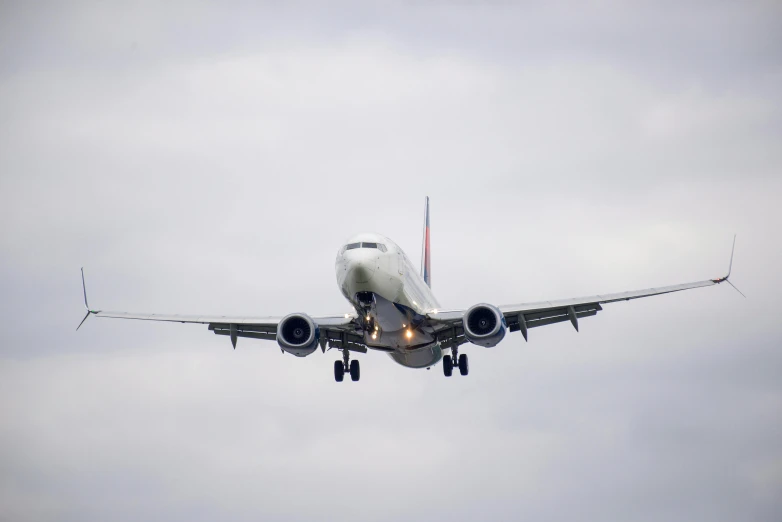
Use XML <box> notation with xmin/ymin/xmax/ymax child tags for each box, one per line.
<box><xmin>277</xmin><ymin>313</ymin><xmax>320</xmax><ymax>357</ymax></box>
<box><xmin>462</xmin><ymin>303</ymin><xmax>506</xmax><ymax>347</ymax></box>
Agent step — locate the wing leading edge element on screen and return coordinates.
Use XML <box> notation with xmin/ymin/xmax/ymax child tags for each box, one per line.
<box><xmin>77</xmin><ymin>269</ymin><xmax>359</xmax><ymax>349</ymax></box>
<box><xmin>86</xmin><ymin>309</ymin><xmax>353</xmax><ymax>327</ymax></box>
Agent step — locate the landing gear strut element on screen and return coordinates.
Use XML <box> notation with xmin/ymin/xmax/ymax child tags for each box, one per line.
<box><xmin>335</xmin><ymin>349</ymin><xmax>360</xmax><ymax>382</ymax></box>
<box><xmin>443</xmin><ymin>345</ymin><xmax>468</xmax><ymax>377</ymax></box>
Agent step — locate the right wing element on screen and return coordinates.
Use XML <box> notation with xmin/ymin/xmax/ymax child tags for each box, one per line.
<box><xmin>78</xmin><ymin>269</ymin><xmax>364</xmax><ymax>351</ymax></box>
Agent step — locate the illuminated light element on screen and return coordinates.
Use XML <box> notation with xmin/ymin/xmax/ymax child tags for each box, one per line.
<box><xmin>374</xmin><ymin>324</ymin><xmax>379</xmax><ymax>330</ymax></box>
<box><xmin>366</xmin><ymin>315</ymin><xmax>371</xmax><ymax>321</ymax></box>
<box><xmin>406</xmin><ymin>329</ymin><xmax>413</xmax><ymax>339</ymax></box>
<box><xmin>413</xmin><ymin>301</ymin><xmax>417</xmax><ymax>305</ymax></box>
<box><xmin>402</xmin><ymin>323</ymin><xmax>406</xmax><ymax>327</ymax></box>
<box><xmin>371</xmin><ymin>333</ymin><xmax>377</xmax><ymax>340</ymax></box>
<box><xmin>344</xmin><ymin>314</ymin><xmax>350</xmax><ymax>318</ymax></box>
<box><xmin>431</xmin><ymin>309</ymin><xmax>438</xmax><ymax>314</ymax></box>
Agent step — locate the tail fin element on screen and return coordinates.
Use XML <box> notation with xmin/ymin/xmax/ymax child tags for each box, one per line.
<box><xmin>420</xmin><ymin>196</ymin><xmax>431</xmax><ymax>288</ymax></box>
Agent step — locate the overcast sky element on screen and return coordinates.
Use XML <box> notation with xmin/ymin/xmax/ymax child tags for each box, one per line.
<box><xmin>1</xmin><ymin>1</ymin><xmax>781</xmax><ymax>521</ymax></box>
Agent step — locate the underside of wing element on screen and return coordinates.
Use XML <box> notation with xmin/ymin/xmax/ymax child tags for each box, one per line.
<box><xmin>428</xmin><ymin>277</ymin><xmax>729</xmax><ymax>344</ymax></box>
<box><xmin>78</xmin><ymin>269</ymin><xmax>361</xmax><ymax>350</ymax></box>
<box><xmin>90</xmin><ymin>310</ymin><xmax>360</xmax><ymax>348</ymax></box>
<box><xmin>207</xmin><ymin>315</ymin><xmax>365</xmax><ymax>352</ymax></box>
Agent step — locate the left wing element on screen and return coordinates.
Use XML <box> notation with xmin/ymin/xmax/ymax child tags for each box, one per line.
<box><xmin>496</xmin><ymin>277</ymin><xmax>721</xmax><ymax>339</ymax></box>
<box><xmin>428</xmin><ymin>237</ymin><xmax>741</xmax><ymax>344</ymax></box>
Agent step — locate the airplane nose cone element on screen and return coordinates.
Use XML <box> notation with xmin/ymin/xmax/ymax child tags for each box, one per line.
<box><xmin>349</xmin><ymin>261</ymin><xmax>375</xmax><ymax>283</ymax></box>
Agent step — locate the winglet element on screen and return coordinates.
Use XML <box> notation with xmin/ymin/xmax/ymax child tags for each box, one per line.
<box><xmin>76</xmin><ymin>311</ymin><xmax>91</xmax><ymax>331</ymax></box>
<box><xmin>726</xmin><ymin>234</ymin><xmax>736</xmax><ymax>279</ymax></box>
<box><xmin>77</xmin><ymin>268</ymin><xmax>96</xmax><ymax>330</ymax></box>
<box><xmin>81</xmin><ymin>267</ymin><xmax>89</xmax><ymax>311</ymax></box>
<box><xmin>726</xmin><ymin>279</ymin><xmax>746</xmax><ymax>298</ymax></box>
<box><xmin>711</xmin><ymin>235</ymin><xmax>745</xmax><ymax>297</ymax></box>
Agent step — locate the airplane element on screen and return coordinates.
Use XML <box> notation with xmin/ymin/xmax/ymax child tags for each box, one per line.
<box><xmin>78</xmin><ymin>197</ymin><xmax>742</xmax><ymax>382</ymax></box>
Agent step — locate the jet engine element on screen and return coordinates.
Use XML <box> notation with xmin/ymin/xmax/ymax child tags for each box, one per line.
<box><xmin>462</xmin><ymin>304</ymin><xmax>506</xmax><ymax>347</ymax></box>
<box><xmin>277</xmin><ymin>313</ymin><xmax>320</xmax><ymax>357</ymax></box>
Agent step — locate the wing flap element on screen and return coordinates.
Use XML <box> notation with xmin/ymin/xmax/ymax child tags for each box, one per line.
<box><xmin>208</xmin><ymin>323</ymin><xmax>275</xmax><ymax>334</ymax></box>
<box><xmin>518</xmin><ymin>303</ymin><xmax>603</xmax><ymax>322</ymax></box>
<box><xmin>213</xmin><ymin>329</ymin><xmax>277</xmax><ymax>341</ymax></box>
<box><xmin>509</xmin><ymin>309</ymin><xmax>599</xmax><ymax>331</ymax></box>
<box><xmin>210</xmin><ymin>322</ymin><xmax>366</xmax><ymax>350</ymax></box>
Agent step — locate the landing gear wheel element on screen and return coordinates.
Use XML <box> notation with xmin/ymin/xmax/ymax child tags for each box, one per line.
<box><xmin>458</xmin><ymin>353</ymin><xmax>469</xmax><ymax>376</ymax></box>
<box><xmin>350</xmin><ymin>360</ymin><xmax>360</xmax><ymax>382</ymax></box>
<box><xmin>334</xmin><ymin>360</ymin><xmax>344</xmax><ymax>382</ymax></box>
<box><xmin>443</xmin><ymin>355</ymin><xmax>453</xmax><ymax>377</ymax></box>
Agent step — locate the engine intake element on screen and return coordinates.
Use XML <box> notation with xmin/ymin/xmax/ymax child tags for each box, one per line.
<box><xmin>463</xmin><ymin>304</ymin><xmax>506</xmax><ymax>347</ymax></box>
<box><xmin>277</xmin><ymin>313</ymin><xmax>320</xmax><ymax>356</ymax></box>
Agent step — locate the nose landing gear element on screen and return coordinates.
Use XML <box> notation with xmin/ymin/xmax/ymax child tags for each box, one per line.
<box><xmin>443</xmin><ymin>345</ymin><xmax>468</xmax><ymax>377</ymax></box>
<box><xmin>334</xmin><ymin>349</ymin><xmax>360</xmax><ymax>382</ymax></box>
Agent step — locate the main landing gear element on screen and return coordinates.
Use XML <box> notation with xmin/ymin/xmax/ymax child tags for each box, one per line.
<box><xmin>334</xmin><ymin>349</ymin><xmax>360</xmax><ymax>382</ymax></box>
<box><xmin>443</xmin><ymin>345</ymin><xmax>468</xmax><ymax>377</ymax></box>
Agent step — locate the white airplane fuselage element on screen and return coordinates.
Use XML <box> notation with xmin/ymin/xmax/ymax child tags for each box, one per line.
<box><xmin>335</xmin><ymin>233</ymin><xmax>443</xmax><ymax>368</ymax></box>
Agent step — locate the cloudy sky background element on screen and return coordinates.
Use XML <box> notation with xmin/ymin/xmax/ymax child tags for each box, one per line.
<box><xmin>1</xmin><ymin>1</ymin><xmax>781</xmax><ymax>520</ymax></box>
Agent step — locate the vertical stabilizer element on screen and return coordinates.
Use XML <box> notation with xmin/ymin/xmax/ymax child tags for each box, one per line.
<box><xmin>420</xmin><ymin>196</ymin><xmax>431</xmax><ymax>288</ymax></box>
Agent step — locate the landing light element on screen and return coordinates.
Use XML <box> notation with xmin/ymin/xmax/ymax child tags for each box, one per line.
<box><xmin>371</xmin><ymin>333</ymin><xmax>377</xmax><ymax>340</ymax></box>
<box><xmin>366</xmin><ymin>315</ymin><xmax>371</xmax><ymax>321</ymax></box>
<box><xmin>405</xmin><ymin>329</ymin><xmax>413</xmax><ymax>339</ymax></box>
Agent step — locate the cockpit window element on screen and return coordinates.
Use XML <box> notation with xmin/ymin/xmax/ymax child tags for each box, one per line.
<box><xmin>361</xmin><ymin>242</ymin><xmax>387</xmax><ymax>252</ymax></box>
<box><xmin>344</xmin><ymin>242</ymin><xmax>387</xmax><ymax>253</ymax></box>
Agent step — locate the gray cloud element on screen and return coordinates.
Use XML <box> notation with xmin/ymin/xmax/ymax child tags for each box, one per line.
<box><xmin>1</xmin><ymin>1</ymin><xmax>781</xmax><ymax>521</ymax></box>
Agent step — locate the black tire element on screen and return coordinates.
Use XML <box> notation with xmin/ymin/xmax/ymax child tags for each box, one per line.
<box><xmin>458</xmin><ymin>353</ymin><xmax>469</xmax><ymax>376</ymax></box>
<box><xmin>350</xmin><ymin>359</ymin><xmax>360</xmax><ymax>381</ymax></box>
<box><xmin>443</xmin><ymin>355</ymin><xmax>453</xmax><ymax>377</ymax></box>
<box><xmin>334</xmin><ymin>360</ymin><xmax>344</xmax><ymax>382</ymax></box>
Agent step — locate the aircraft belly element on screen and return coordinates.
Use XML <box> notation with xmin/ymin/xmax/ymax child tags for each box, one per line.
<box><xmin>387</xmin><ymin>343</ymin><xmax>443</xmax><ymax>369</ymax></box>
<box><xmin>360</xmin><ymin>292</ymin><xmax>437</xmax><ymax>350</ymax></box>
